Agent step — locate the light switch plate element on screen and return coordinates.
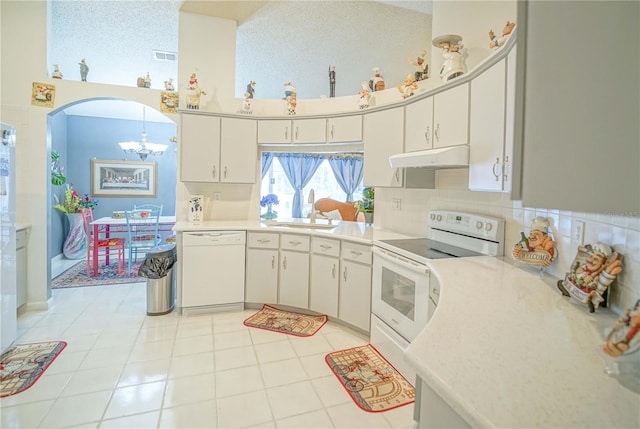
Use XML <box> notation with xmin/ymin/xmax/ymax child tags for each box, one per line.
<box><xmin>213</xmin><ymin>192</ymin><xmax>221</xmax><ymax>201</ymax></box>
<box><xmin>573</xmin><ymin>220</ymin><xmax>585</xmax><ymax>245</ymax></box>
<box><xmin>391</xmin><ymin>198</ymin><xmax>401</xmax><ymax>211</ymax></box>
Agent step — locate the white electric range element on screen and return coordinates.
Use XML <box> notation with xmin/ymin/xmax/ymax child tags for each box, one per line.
<box><xmin>371</xmin><ymin>210</ymin><xmax>505</xmax><ymax>382</ymax></box>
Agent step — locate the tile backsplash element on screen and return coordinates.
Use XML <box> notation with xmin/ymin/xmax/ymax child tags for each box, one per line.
<box><xmin>376</xmin><ymin>186</ymin><xmax>640</xmax><ymax>314</ymax></box>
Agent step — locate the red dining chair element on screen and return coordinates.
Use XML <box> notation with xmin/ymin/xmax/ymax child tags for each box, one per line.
<box><xmin>80</xmin><ymin>207</ymin><xmax>126</xmax><ymax>277</ymax></box>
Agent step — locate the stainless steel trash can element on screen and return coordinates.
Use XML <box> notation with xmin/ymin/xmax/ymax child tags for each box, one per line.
<box><xmin>139</xmin><ymin>244</ymin><xmax>177</xmax><ymax>316</ymax></box>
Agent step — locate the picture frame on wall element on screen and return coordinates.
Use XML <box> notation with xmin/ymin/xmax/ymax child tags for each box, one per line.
<box><xmin>91</xmin><ymin>159</ymin><xmax>157</xmax><ymax>197</ymax></box>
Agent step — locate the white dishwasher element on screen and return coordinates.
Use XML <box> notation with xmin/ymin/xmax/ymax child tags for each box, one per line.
<box><xmin>181</xmin><ymin>231</ymin><xmax>246</xmax><ymax>314</ymax></box>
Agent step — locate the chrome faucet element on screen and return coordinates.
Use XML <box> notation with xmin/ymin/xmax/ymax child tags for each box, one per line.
<box><xmin>307</xmin><ymin>188</ymin><xmax>317</xmax><ymax>223</ymax></box>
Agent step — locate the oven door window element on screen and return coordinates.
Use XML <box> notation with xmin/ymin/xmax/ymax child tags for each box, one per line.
<box><xmin>381</xmin><ymin>267</ymin><xmax>415</xmax><ymax>321</ymax></box>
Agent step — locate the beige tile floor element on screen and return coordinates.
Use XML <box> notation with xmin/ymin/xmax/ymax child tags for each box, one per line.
<box><xmin>1</xmin><ymin>280</ymin><xmax>415</xmax><ymax>428</ymax></box>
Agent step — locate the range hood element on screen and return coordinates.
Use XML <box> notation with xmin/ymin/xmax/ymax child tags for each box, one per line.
<box><xmin>389</xmin><ymin>145</ymin><xmax>469</xmax><ymax>169</ymax></box>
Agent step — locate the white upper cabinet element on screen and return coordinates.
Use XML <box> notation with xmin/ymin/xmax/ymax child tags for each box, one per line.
<box><xmin>220</xmin><ymin>117</ymin><xmax>257</xmax><ymax>183</ymax></box>
<box><xmin>469</xmin><ymin>59</ymin><xmax>507</xmax><ymax>191</ymax></box>
<box><xmin>293</xmin><ymin>119</ymin><xmax>327</xmax><ymax>143</ymax></box>
<box><xmin>327</xmin><ymin>116</ymin><xmax>363</xmax><ymax>143</ymax></box>
<box><xmin>180</xmin><ymin>114</ymin><xmax>221</xmax><ymax>182</ymax></box>
<box><xmin>404</xmin><ymin>96</ymin><xmax>434</xmax><ymax>152</ymax></box>
<box><xmin>258</xmin><ymin>120</ymin><xmax>292</xmax><ymax>144</ymax></box>
<box><xmin>181</xmin><ymin>114</ymin><xmax>256</xmax><ymax>183</ymax></box>
<box><xmin>433</xmin><ymin>83</ymin><xmax>469</xmax><ymax>149</ymax></box>
<box><xmin>363</xmin><ymin>108</ymin><xmax>404</xmax><ymax>187</ymax></box>
<box><xmin>258</xmin><ymin>118</ymin><xmax>326</xmax><ymax>144</ymax></box>
<box><xmin>514</xmin><ymin>0</ymin><xmax>639</xmax><ymax>213</ymax></box>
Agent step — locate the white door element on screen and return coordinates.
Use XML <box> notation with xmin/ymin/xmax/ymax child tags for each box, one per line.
<box><xmin>278</xmin><ymin>250</ymin><xmax>309</xmax><ymax>309</ymax></box>
<box><xmin>404</xmin><ymin>96</ymin><xmax>434</xmax><ymax>152</ymax></box>
<box><xmin>433</xmin><ymin>83</ymin><xmax>469</xmax><ymax>148</ymax></box>
<box><xmin>309</xmin><ymin>254</ymin><xmax>339</xmax><ymax>317</ymax></box>
<box><xmin>363</xmin><ymin>108</ymin><xmax>404</xmax><ymax>187</ymax></box>
<box><xmin>220</xmin><ymin>117</ymin><xmax>257</xmax><ymax>183</ymax></box>
<box><xmin>327</xmin><ymin>116</ymin><xmax>362</xmax><ymax>143</ymax></box>
<box><xmin>180</xmin><ymin>114</ymin><xmax>221</xmax><ymax>182</ymax></box>
<box><xmin>293</xmin><ymin>119</ymin><xmax>327</xmax><ymax>143</ymax></box>
<box><xmin>245</xmin><ymin>248</ymin><xmax>279</xmax><ymax>304</ymax></box>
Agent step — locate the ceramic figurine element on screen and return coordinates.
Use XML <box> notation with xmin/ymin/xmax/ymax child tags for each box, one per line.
<box><xmin>78</xmin><ymin>58</ymin><xmax>89</xmax><ymax>81</ymax></box>
<box><xmin>143</xmin><ymin>72</ymin><xmax>151</xmax><ymax>88</ymax></box>
<box><xmin>185</xmin><ymin>72</ymin><xmax>206</xmax><ymax>110</ymax></box>
<box><xmin>432</xmin><ymin>35</ymin><xmax>466</xmax><ymax>82</ymax></box>
<box><xmin>489</xmin><ymin>21</ymin><xmax>516</xmax><ymax>49</ymax></box>
<box><xmin>358</xmin><ymin>81</ymin><xmax>371</xmax><ymax>109</ymax></box>
<box><xmin>408</xmin><ymin>50</ymin><xmax>429</xmax><ymax>81</ymax></box>
<box><xmin>328</xmin><ymin>66</ymin><xmax>336</xmax><ymax>98</ymax></box>
<box><xmin>397</xmin><ymin>74</ymin><xmax>418</xmax><ymax>99</ymax></box>
<box><xmin>246</xmin><ymin>80</ymin><xmax>256</xmax><ymax>99</ymax></box>
<box><xmin>164</xmin><ymin>78</ymin><xmax>175</xmax><ymax>91</ymax></box>
<box><xmin>286</xmin><ymin>92</ymin><xmax>297</xmax><ymax>115</ymax></box>
<box><xmin>52</xmin><ymin>64</ymin><xmax>63</xmax><ymax>79</ymax></box>
<box><xmin>188</xmin><ymin>195</ymin><xmax>204</xmax><ymax>224</ymax></box>
<box><xmin>512</xmin><ymin>217</ymin><xmax>557</xmax><ymax>268</ymax></box>
<box><xmin>557</xmin><ymin>242</ymin><xmax>623</xmax><ymax>312</ymax></box>
<box><xmin>368</xmin><ymin>67</ymin><xmax>385</xmax><ymax>92</ymax></box>
<box><xmin>602</xmin><ymin>299</ymin><xmax>640</xmax><ymax>357</ymax></box>
<box><xmin>284</xmin><ymin>81</ymin><xmax>296</xmax><ymax>99</ymax></box>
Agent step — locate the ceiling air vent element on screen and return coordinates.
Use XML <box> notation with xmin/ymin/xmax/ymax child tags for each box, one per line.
<box><xmin>153</xmin><ymin>50</ymin><xmax>177</xmax><ymax>62</ymax></box>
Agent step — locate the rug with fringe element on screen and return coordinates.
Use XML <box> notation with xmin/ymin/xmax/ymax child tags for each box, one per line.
<box><xmin>52</xmin><ymin>261</ymin><xmax>143</xmax><ymax>289</ymax></box>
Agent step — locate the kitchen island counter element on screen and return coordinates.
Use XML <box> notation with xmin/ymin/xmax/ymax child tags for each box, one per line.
<box><xmin>405</xmin><ymin>256</ymin><xmax>639</xmax><ymax>428</ymax></box>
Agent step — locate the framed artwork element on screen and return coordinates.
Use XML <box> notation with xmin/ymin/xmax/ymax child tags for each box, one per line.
<box><xmin>91</xmin><ymin>159</ymin><xmax>157</xmax><ymax>197</ymax></box>
<box><xmin>31</xmin><ymin>82</ymin><xmax>56</xmax><ymax>108</ymax></box>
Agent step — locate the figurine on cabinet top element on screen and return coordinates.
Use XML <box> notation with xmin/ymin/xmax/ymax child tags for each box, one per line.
<box><xmin>185</xmin><ymin>72</ymin><xmax>206</xmax><ymax>110</ymax></box>
<box><xmin>286</xmin><ymin>92</ymin><xmax>297</xmax><ymax>115</ymax></box>
<box><xmin>602</xmin><ymin>299</ymin><xmax>640</xmax><ymax>357</ymax></box>
<box><xmin>284</xmin><ymin>81</ymin><xmax>296</xmax><ymax>99</ymax></box>
<box><xmin>368</xmin><ymin>67</ymin><xmax>385</xmax><ymax>92</ymax></box>
<box><xmin>433</xmin><ymin>35</ymin><xmax>466</xmax><ymax>82</ymax></box>
<box><xmin>408</xmin><ymin>50</ymin><xmax>429</xmax><ymax>81</ymax></box>
<box><xmin>557</xmin><ymin>242</ymin><xmax>623</xmax><ymax>312</ymax></box>
<box><xmin>78</xmin><ymin>58</ymin><xmax>89</xmax><ymax>81</ymax></box>
<box><xmin>52</xmin><ymin>64</ymin><xmax>63</xmax><ymax>79</ymax></box>
<box><xmin>164</xmin><ymin>78</ymin><xmax>175</xmax><ymax>91</ymax></box>
<box><xmin>397</xmin><ymin>74</ymin><xmax>418</xmax><ymax>99</ymax></box>
<box><xmin>512</xmin><ymin>216</ymin><xmax>557</xmax><ymax>267</ymax></box>
<box><xmin>246</xmin><ymin>81</ymin><xmax>256</xmax><ymax>99</ymax></box>
<box><xmin>143</xmin><ymin>72</ymin><xmax>151</xmax><ymax>88</ymax></box>
<box><xmin>328</xmin><ymin>66</ymin><xmax>336</xmax><ymax>98</ymax></box>
<box><xmin>358</xmin><ymin>81</ymin><xmax>371</xmax><ymax>109</ymax></box>
<box><xmin>489</xmin><ymin>21</ymin><xmax>516</xmax><ymax>49</ymax></box>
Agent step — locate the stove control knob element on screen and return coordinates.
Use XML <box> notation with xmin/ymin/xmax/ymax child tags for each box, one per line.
<box><xmin>476</xmin><ymin>221</ymin><xmax>484</xmax><ymax>229</ymax></box>
<box><xmin>430</xmin><ymin>213</ymin><xmax>436</xmax><ymax>220</ymax></box>
<box><xmin>436</xmin><ymin>215</ymin><xmax>442</xmax><ymax>222</ymax></box>
<box><xmin>485</xmin><ymin>222</ymin><xmax>493</xmax><ymax>231</ymax></box>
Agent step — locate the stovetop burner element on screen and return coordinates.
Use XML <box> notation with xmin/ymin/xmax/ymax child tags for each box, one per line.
<box><xmin>378</xmin><ymin>238</ymin><xmax>484</xmax><ymax>260</ymax></box>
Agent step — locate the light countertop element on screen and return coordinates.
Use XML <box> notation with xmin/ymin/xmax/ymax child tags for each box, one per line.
<box><xmin>405</xmin><ymin>256</ymin><xmax>640</xmax><ymax>428</ymax></box>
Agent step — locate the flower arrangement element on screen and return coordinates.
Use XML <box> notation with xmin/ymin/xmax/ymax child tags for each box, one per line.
<box><xmin>354</xmin><ymin>187</ymin><xmax>374</xmax><ymax>213</ymax></box>
<box><xmin>51</xmin><ymin>150</ymin><xmax>67</xmax><ymax>186</ymax></box>
<box><xmin>53</xmin><ymin>183</ymin><xmax>98</xmax><ymax>213</ymax></box>
<box><xmin>260</xmin><ymin>193</ymin><xmax>280</xmax><ymax>207</ymax></box>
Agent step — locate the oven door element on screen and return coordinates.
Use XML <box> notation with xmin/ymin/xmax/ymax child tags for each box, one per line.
<box><xmin>372</xmin><ymin>247</ymin><xmax>430</xmax><ymax>342</ymax></box>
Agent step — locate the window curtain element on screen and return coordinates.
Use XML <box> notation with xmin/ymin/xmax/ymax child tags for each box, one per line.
<box><xmin>261</xmin><ymin>152</ymin><xmax>275</xmax><ymax>179</ymax></box>
<box><xmin>328</xmin><ymin>155</ymin><xmax>364</xmax><ymax>201</ymax></box>
<box><xmin>276</xmin><ymin>153</ymin><xmax>324</xmax><ymax>218</ymax></box>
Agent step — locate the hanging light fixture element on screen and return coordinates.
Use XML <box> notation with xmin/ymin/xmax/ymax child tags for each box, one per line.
<box><xmin>118</xmin><ymin>106</ymin><xmax>168</xmax><ymax>161</ymax></box>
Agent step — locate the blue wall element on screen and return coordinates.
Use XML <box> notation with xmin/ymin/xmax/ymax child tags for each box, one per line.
<box><xmin>50</xmin><ymin>114</ymin><xmax>177</xmax><ymax>257</ymax></box>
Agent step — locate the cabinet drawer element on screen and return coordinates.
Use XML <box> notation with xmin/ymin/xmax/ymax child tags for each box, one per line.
<box><xmin>311</xmin><ymin>237</ymin><xmax>340</xmax><ymax>257</ymax></box>
<box><xmin>16</xmin><ymin>229</ymin><xmax>28</xmax><ymax>250</ymax></box>
<box><xmin>280</xmin><ymin>234</ymin><xmax>310</xmax><ymax>251</ymax></box>
<box><xmin>248</xmin><ymin>232</ymin><xmax>279</xmax><ymax>249</ymax></box>
<box><xmin>341</xmin><ymin>241</ymin><xmax>372</xmax><ymax>264</ymax></box>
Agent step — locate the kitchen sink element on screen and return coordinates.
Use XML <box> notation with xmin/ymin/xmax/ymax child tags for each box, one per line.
<box><xmin>263</xmin><ymin>220</ymin><xmax>337</xmax><ymax>230</ymax></box>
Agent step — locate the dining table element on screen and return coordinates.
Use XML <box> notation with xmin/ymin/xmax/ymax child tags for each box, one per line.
<box><xmin>89</xmin><ymin>215</ymin><xmax>176</xmax><ymax>277</ymax></box>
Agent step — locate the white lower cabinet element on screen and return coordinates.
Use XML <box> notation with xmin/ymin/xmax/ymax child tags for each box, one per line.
<box><xmin>245</xmin><ymin>233</ymin><xmax>280</xmax><ymax>304</ymax></box>
<box><xmin>309</xmin><ymin>238</ymin><xmax>341</xmax><ymax>317</ymax></box>
<box><xmin>338</xmin><ymin>241</ymin><xmax>372</xmax><ymax>332</ymax></box>
<box><xmin>278</xmin><ymin>234</ymin><xmax>310</xmax><ymax>309</ymax></box>
<box><xmin>414</xmin><ymin>376</ymin><xmax>470</xmax><ymax>429</ymax></box>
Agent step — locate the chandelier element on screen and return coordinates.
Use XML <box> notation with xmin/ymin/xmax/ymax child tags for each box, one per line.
<box><xmin>118</xmin><ymin>106</ymin><xmax>168</xmax><ymax>161</ymax></box>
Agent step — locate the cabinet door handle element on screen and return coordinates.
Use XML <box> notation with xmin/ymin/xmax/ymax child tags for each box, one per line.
<box><xmin>330</xmin><ymin>125</ymin><xmax>335</xmax><ymax>139</ymax></box>
<box><xmin>289</xmin><ymin>241</ymin><xmax>302</xmax><ymax>246</ymax></box>
<box><xmin>503</xmin><ymin>155</ymin><xmax>509</xmax><ymax>182</ymax></box>
<box><xmin>257</xmin><ymin>239</ymin><xmax>271</xmax><ymax>244</ymax></box>
<box><xmin>271</xmin><ymin>255</ymin><xmax>275</xmax><ymax>269</ymax></box>
<box><xmin>425</xmin><ymin>126</ymin><xmax>430</xmax><ymax>144</ymax></box>
<box><xmin>224</xmin><ymin>166</ymin><xmax>228</xmax><ymax>179</ymax></box>
<box><xmin>283</xmin><ymin>255</ymin><xmax>287</xmax><ymax>270</ymax></box>
<box><xmin>395</xmin><ymin>169</ymin><xmax>400</xmax><ymax>182</ymax></box>
<box><xmin>212</xmin><ymin>165</ymin><xmax>216</xmax><ymax>178</ymax></box>
<box><xmin>492</xmin><ymin>158</ymin><xmax>500</xmax><ymax>181</ymax></box>
<box><xmin>343</xmin><ymin>266</ymin><xmax>348</xmax><ymax>282</ymax></box>
<box><xmin>285</xmin><ymin>126</ymin><xmax>289</xmax><ymax>140</ymax></box>
<box><xmin>320</xmin><ymin>244</ymin><xmax>332</xmax><ymax>251</ymax></box>
<box><xmin>435</xmin><ymin>123</ymin><xmax>440</xmax><ymax>142</ymax></box>
<box><xmin>295</xmin><ymin>126</ymin><xmax>299</xmax><ymax>140</ymax></box>
<box><xmin>350</xmin><ymin>250</ymin><xmax>363</xmax><ymax>257</ymax></box>
<box><xmin>332</xmin><ymin>264</ymin><xmax>336</xmax><ymax>278</ymax></box>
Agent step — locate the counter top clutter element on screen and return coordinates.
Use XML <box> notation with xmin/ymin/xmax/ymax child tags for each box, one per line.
<box><xmin>405</xmin><ymin>256</ymin><xmax>640</xmax><ymax>428</ymax></box>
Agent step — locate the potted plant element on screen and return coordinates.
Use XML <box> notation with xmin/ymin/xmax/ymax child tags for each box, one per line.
<box><xmin>54</xmin><ymin>183</ymin><xmax>98</xmax><ymax>259</ymax></box>
<box><xmin>354</xmin><ymin>187</ymin><xmax>374</xmax><ymax>224</ymax></box>
<box><xmin>260</xmin><ymin>193</ymin><xmax>279</xmax><ymax>220</ymax></box>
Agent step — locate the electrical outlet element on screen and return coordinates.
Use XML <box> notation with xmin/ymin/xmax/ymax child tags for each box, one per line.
<box><xmin>391</xmin><ymin>198</ymin><xmax>401</xmax><ymax>211</ymax></box>
<box><xmin>213</xmin><ymin>192</ymin><xmax>221</xmax><ymax>201</ymax></box>
<box><xmin>573</xmin><ymin>220</ymin><xmax>585</xmax><ymax>245</ymax></box>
